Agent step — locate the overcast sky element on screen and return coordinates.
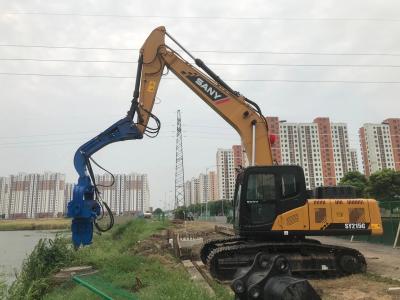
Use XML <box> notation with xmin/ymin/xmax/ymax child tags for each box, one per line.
<box><xmin>0</xmin><ymin>0</ymin><xmax>399</xmax><ymax>210</ymax></box>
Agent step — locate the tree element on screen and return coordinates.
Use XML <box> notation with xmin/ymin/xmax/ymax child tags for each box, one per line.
<box><xmin>366</xmin><ymin>169</ymin><xmax>400</xmax><ymax>202</ymax></box>
<box><xmin>174</xmin><ymin>206</ymin><xmax>187</xmax><ymax>219</ymax></box>
<box><xmin>153</xmin><ymin>208</ymin><xmax>163</xmax><ymax>215</ymax></box>
<box><xmin>339</xmin><ymin>171</ymin><xmax>368</xmax><ymax>197</ymax></box>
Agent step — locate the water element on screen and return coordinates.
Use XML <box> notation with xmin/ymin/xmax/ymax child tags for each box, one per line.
<box><xmin>0</xmin><ymin>230</ymin><xmax>59</xmax><ymax>285</ymax></box>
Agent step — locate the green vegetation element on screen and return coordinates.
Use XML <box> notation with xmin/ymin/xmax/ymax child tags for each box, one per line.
<box><xmin>6</xmin><ymin>219</ymin><xmax>231</xmax><ymax>300</ymax></box>
<box><xmin>0</xmin><ymin>277</ymin><xmax>7</xmax><ymax>299</ymax></box>
<box><xmin>7</xmin><ymin>236</ymin><xmax>75</xmax><ymax>299</ymax></box>
<box><xmin>339</xmin><ymin>171</ymin><xmax>368</xmax><ymax>197</ymax></box>
<box><xmin>153</xmin><ymin>208</ymin><xmax>163</xmax><ymax>215</ymax></box>
<box><xmin>366</xmin><ymin>169</ymin><xmax>400</xmax><ymax>202</ymax></box>
<box><xmin>0</xmin><ymin>218</ymin><xmax>70</xmax><ymax>231</ymax></box>
<box><xmin>175</xmin><ymin>200</ymin><xmax>233</xmax><ymax>219</ymax></box>
<box><xmin>340</xmin><ymin>169</ymin><xmax>400</xmax><ymax>202</ymax></box>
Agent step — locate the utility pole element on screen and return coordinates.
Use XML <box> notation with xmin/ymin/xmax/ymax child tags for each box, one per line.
<box><xmin>174</xmin><ymin>110</ymin><xmax>185</xmax><ymax>209</ymax></box>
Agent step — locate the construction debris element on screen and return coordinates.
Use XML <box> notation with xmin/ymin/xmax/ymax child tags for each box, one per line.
<box><xmin>52</xmin><ymin>266</ymin><xmax>97</xmax><ymax>283</ymax></box>
<box><xmin>387</xmin><ymin>287</ymin><xmax>400</xmax><ymax>294</ymax></box>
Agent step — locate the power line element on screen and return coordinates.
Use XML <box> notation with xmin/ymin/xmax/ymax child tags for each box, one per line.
<box><xmin>0</xmin><ymin>124</ymin><xmax>232</xmax><ymax>140</ymax></box>
<box><xmin>0</xmin><ymin>131</ymin><xmax>237</xmax><ymax>144</ymax></box>
<box><xmin>0</xmin><ymin>135</ymin><xmax>239</xmax><ymax>149</ymax></box>
<box><xmin>1</xmin><ymin>44</ymin><xmax>400</xmax><ymax>56</ymax></box>
<box><xmin>2</xmin><ymin>57</ymin><xmax>400</xmax><ymax>68</ymax></box>
<box><xmin>0</xmin><ymin>130</ymin><xmax>97</xmax><ymax>140</ymax></box>
<box><xmin>2</xmin><ymin>11</ymin><xmax>400</xmax><ymax>22</ymax></box>
<box><xmin>0</xmin><ymin>58</ymin><xmax>137</xmax><ymax>64</ymax></box>
<box><xmin>1</xmin><ymin>72</ymin><xmax>400</xmax><ymax>84</ymax></box>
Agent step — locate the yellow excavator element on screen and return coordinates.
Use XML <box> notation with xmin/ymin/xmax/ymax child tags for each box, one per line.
<box><xmin>68</xmin><ymin>26</ymin><xmax>383</xmax><ymax>282</ymax></box>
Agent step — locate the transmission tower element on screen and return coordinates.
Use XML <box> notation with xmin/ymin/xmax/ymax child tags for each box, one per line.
<box><xmin>174</xmin><ymin>110</ymin><xmax>186</xmax><ymax>208</ymax></box>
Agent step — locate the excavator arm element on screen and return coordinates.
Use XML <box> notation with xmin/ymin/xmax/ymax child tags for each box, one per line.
<box><xmin>133</xmin><ymin>26</ymin><xmax>273</xmax><ymax>166</ymax></box>
<box><xmin>68</xmin><ymin>26</ymin><xmax>274</xmax><ymax>247</ymax></box>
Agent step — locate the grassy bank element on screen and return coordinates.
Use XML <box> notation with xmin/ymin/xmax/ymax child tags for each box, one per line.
<box><xmin>6</xmin><ymin>219</ymin><xmax>231</xmax><ymax>300</ymax></box>
<box><xmin>0</xmin><ymin>218</ymin><xmax>70</xmax><ymax>231</ymax></box>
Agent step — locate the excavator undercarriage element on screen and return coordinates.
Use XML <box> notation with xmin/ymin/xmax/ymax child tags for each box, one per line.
<box><xmin>201</xmin><ymin>236</ymin><xmax>366</xmax><ymax>281</ymax></box>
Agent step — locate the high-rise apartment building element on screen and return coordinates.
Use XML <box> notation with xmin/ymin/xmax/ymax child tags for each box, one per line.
<box><xmin>359</xmin><ymin>119</ymin><xmax>399</xmax><ymax>176</ymax></box>
<box><xmin>232</xmin><ymin>145</ymin><xmax>248</xmax><ymax>169</ymax></box>
<box><xmin>184</xmin><ymin>170</ymin><xmax>219</xmax><ymax>206</ymax></box>
<box><xmin>300</xmin><ymin>122</ymin><xmax>326</xmax><ymax>188</ymax></box>
<box><xmin>265</xmin><ymin>117</ymin><xmax>282</xmax><ymax>164</ymax></box>
<box><xmin>267</xmin><ymin>117</ymin><xmax>355</xmax><ymax>189</ymax></box>
<box><xmin>329</xmin><ymin>121</ymin><xmax>353</xmax><ymax>184</ymax></box>
<box><xmin>95</xmin><ymin>173</ymin><xmax>150</xmax><ymax>214</ymax></box>
<box><xmin>198</xmin><ymin>173</ymin><xmax>208</xmax><ymax>204</ymax></box>
<box><xmin>0</xmin><ymin>177</ymin><xmax>10</xmax><ymax>219</ymax></box>
<box><xmin>0</xmin><ymin>172</ymin><xmax>150</xmax><ymax>219</ymax></box>
<box><xmin>384</xmin><ymin>118</ymin><xmax>400</xmax><ymax>171</ymax></box>
<box><xmin>1</xmin><ymin>173</ymin><xmax>65</xmax><ymax>219</ymax></box>
<box><xmin>184</xmin><ymin>180</ymin><xmax>192</xmax><ymax>205</ymax></box>
<box><xmin>190</xmin><ymin>177</ymin><xmax>200</xmax><ymax>205</ymax></box>
<box><xmin>207</xmin><ymin>171</ymin><xmax>219</xmax><ymax>201</ymax></box>
<box><xmin>63</xmin><ymin>183</ymin><xmax>74</xmax><ymax>214</ymax></box>
<box><xmin>349</xmin><ymin>149</ymin><xmax>360</xmax><ymax>172</ymax></box>
<box><xmin>216</xmin><ymin>148</ymin><xmax>236</xmax><ymax>200</ymax></box>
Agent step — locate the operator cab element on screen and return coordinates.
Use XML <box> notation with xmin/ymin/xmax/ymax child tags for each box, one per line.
<box><xmin>233</xmin><ymin>165</ymin><xmax>308</xmax><ymax>237</ymax></box>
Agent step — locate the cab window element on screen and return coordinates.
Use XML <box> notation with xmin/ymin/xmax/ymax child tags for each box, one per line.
<box><xmin>246</xmin><ymin>174</ymin><xmax>276</xmax><ymax>202</ymax></box>
<box><xmin>245</xmin><ymin>173</ymin><xmax>276</xmax><ymax>224</ymax></box>
<box><xmin>281</xmin><ymin>173</ymin><xmax>298</xmax><ymax>198</ymax></box>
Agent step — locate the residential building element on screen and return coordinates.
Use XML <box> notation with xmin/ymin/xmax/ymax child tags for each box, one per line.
<box><xmin>359</xmin><ymin>120</ymin><xmax>398</xmax><ymax>176</ymax></box>
<box><xmin>207</xmin><ymin>171</ymin><xmax>219</xmax><ymax>201</ymax></box>
<box><xmin>190</xmin><ymin>177</ymin><xmax>200</xmax><ymax>205</ymax></box>
<box><xmin>0</xmin><ymin>177</ymin><xmax>10</xmax><ymax>219</ymax></box>
<box><xmin>216</xmin><ymin>148</ymin><xmax>236</xmax><ymax>200</ymax></box>
<box><xmin>184</xmin><ymin>169</ymin><xmax>219</xmax><ymax>206</ymax></box>
<box><xmin>0</xmin><ymin>172</ymin><xmax>150</xmax><ymax>219</ymax></box>
<box><xmin>95</xmin><ymin>173</ymin><xmax>150</xmax><ymax>214</ymax></box>
<box><xmin>4</xmin><ymin>172</ymin><xmax>65</xmax><ymax>219</ymax></box>
<box><xmin>267</xmin><ymin>117</ymin><xmax>355</xmax><ymax>189</ymax></box>
<box><xmin>350</xmin><ymin>149</ymin><xmax>360</xmax><ymax>172</ymax></box>
<box><xmin>184</xmin><ymin>181</ymin><xmax>192</xmax><ymax>205</ymax></box>
<box><xmin>329</xmin><ymin>121</ymin><xmax>353</xmax><ymax>184</ymax></box>
<box><xmin>232</xmin><ymin>145</ymin><xmax>248</xmax><ymax>169</ymax></box>
<box><xmin>63</xmin><ymin>183</ymin><xmax>74</xmax><ymax>215</ymax></box>
<box><xmin>383</xmin><ymin>118</ymin><xmax>400</xmax><ymax>171</ymax></box>
<box><xmin>265</xmin><ymin>117</ymin><xmax>282</xmax><ymax>164</ymax></box>
<box><xmin>198</xmin><ymin>173</ymin><xmax>208</xmax><ymax>203</ymax></box>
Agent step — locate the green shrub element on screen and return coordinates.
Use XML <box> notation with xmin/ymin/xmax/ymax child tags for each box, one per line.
<box><xmin>0</xmin><ymin>277</ymin><xmax>7</xmax><ymax>299</ymax></box>
<box><xmin>8</xmin><ymin>235</ymin><xmax>75</xmax><ymax>300</ymax></box>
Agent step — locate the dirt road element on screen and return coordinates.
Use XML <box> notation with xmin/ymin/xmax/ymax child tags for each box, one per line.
<box><xmin>317</xmin><ymin>236</ymin><xmax>400</xmax><ymax>281</ymax></box>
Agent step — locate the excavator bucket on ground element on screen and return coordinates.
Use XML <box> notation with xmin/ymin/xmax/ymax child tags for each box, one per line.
<box><xmin>231</xmin><ymin>253</ymin><xmax>321</xmax><ymax>300</ymax></box>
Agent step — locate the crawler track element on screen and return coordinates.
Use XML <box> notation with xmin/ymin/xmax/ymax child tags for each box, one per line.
<box><xmin>202</xmin><ymin>237</ymin><xmax>366</xmax><ymax>281</ymax></box>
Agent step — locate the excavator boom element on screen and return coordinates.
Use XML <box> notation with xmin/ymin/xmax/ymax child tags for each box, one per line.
<box><xmin>134</xmin><ymin>26</ymin><xmax>273</xmax><ymax>166</ymax></box>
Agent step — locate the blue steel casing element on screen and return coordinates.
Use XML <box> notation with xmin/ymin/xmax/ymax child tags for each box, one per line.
<box><xmin>67</xmin><ymin>117</ymin><xmax>143</xmax><ymax>247</ymax></box>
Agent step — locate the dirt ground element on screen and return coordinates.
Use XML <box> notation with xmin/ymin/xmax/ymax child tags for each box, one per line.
<box><xmin>172</xmin><ymin>221</ymin><xmax>400</xmax><ymax>300</ymax></box>
<box><xmin>317</xmin><ymin>236</ymin><xmax>400</xmax><ymax>281</ymax></box>
<box><xmin>311</xmin><ymin>275</ymin><xmax>399</xmax><ymax>300</ymax></box>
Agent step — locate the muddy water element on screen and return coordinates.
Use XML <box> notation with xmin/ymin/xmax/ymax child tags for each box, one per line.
<box><xmin>0</xmin><ymin>230</ymin><xmax>59</xmax><ymax>284</ymax></box>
